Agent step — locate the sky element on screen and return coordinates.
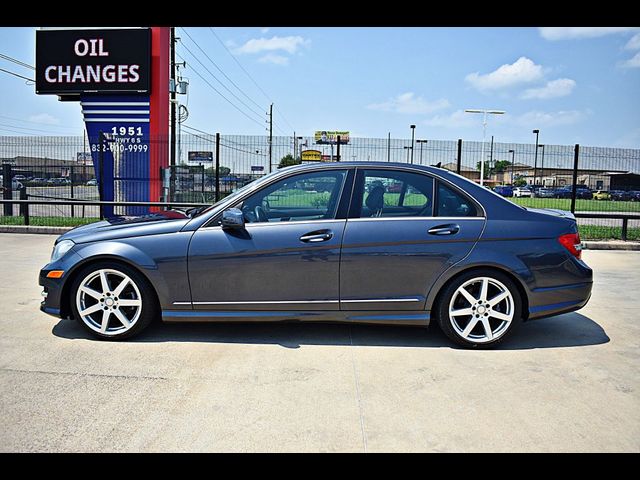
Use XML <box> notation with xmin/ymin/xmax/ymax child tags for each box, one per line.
<box><xmin>0</xmin><ymin>26</ymin><xmax>639</xmax><ymax>148</ymax></box>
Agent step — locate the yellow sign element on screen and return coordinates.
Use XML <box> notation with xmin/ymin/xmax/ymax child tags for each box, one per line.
<box><xmin>301</xmin><ymin>149</ymin><xmax>322</xmax><ymax>162</ymax></box>
<box><xmin>314</xmin><ymin>131</ymin><xmax>350</xmax><ymax>144</ymax></box>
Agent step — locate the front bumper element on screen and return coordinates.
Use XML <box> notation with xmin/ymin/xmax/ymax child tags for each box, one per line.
<box><xmin>39</xmin><ymin>250</ymin><xmax>84</xmax><ymax>319</ymax></box>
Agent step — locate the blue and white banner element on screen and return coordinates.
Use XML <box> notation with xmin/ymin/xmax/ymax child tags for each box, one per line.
<box><xmin>81</xmin><ymin>94</ymin><xmax>150</xmax><ymax>216</ymax></box>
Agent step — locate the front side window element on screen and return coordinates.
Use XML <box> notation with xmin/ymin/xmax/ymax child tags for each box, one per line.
<box><xmin>240</xmin><ymin>170</ymin><xmax>347</xmax><ymax>223</ymax></box>
<box><xmin>355</xmin><ymin>169</ymin><xmax>434</xmax><ymax>218</ymax></box>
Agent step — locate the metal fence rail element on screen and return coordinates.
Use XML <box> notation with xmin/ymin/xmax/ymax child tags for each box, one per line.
<box><xmin>2</xmin><ymin>133</ymin><xmax>639</xmax><ymax>240</ymax></box>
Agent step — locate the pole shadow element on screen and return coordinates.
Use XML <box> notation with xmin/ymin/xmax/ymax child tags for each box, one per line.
<box><xmin>52</xmin><ymin>311</ymin><xmax>609</xmax><ymax>350</ymax></box>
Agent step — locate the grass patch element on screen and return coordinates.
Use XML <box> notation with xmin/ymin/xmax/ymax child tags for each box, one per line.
<box><xmin>579</xmin><ymin>225</ymin><xmax>640</xmax><ymax>241</ymax></box>
<box><xmin>511</xmin><ymin>197</ymin><xmax>640</xmax><ymax>213</ymax></box>
<box><xmin>0</xmin><ymin>216</ymin><xmax>97</xmax><ymax>227</ymax></box>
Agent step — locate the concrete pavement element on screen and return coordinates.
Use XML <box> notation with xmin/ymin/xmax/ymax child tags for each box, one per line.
<box><xmin>0</xmin><ymin>234</ymin><xmax>638</xmax><ymax>452</ymax></box>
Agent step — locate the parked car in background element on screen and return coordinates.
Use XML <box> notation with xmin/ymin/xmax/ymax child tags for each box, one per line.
<box><xmin>609</xmin><ymin>190</ymin><xmax>630</xmax><ymax>201</ymax></box>
<box><xmin>512</xmin><ymin>187</ymin><xmax>532</xmax><ymax>198</ymax></box>
<box><xmin>47</xmin><ymin>177</ymin><xmax>71</xmax><ymax>186</ymax></box>
<box><xmin>574</xmin><ymin>186</ymin><xmax>594</xmax><ymax>200</ymax></box>
<box><xmin>493</xmin><ymin>185</ymin><xmax>513</xmax><ymax>197</ymax></box>
<box><xmin>86</xmin><ymin>178</ymin><xmax>98</xmax><ymax>186</ymax></box>
<box><xmin>28</xmin><ymin>177</ymin><xmax>48</xmax><ymax>186</ymax></box>
<box><xmin>13</xmin><ymin>174</ymin><xmax>27</xmax><ymax>181</ymax></box>
<box><xmin>534</xmin><ymin>188</ymin><xmax>556</xmax><ymax>198</ymax></box>
<box><xmin>628</xmin><ymin>190</ymin><xmax>640</xmax><ymax>202</ymax></box>
<box><xmin>39</xmin><ymin>161</ymin><xmax>592</xmax><ymax>349</ymax></box>
<box><xmin>592</xmin><ymin>190</ymin><xmax>611</xmax><ymax>201</ymax></box>
<box><xmin>0</xmin><ymin>176</ymin><xmax>23</xmax><ymax>191</ymax></box>
<box><xmin>553</xmin><ymin>187</ymin><xmax>572</xmax><ymax>199</ymax></box>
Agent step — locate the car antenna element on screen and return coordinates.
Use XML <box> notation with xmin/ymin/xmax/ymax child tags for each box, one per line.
<box><xmin>432</xmin><ymin>162</ymin><xmax>442</xmax><ymax>168</ymax></box>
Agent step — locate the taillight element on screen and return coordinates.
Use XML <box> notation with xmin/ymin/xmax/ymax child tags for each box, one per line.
<box><xmin>558</xmin><ymin>233</ymin><xmax>583</xmax><ymax>260</ymax></box>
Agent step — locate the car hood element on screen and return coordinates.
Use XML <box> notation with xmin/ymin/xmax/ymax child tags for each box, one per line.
<box><xmin>57</xmin><ymin>210</ymin><xmax>191</xmax><ymax>244</ymax></box>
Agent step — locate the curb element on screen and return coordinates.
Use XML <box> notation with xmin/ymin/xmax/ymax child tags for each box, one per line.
<box><xmin>583</xmin><ymin>241</ymin><xmax>640</xmax><ymax>251</ymax></box>
<box><xmin>0</xmin><ymin>225</ymin><xmax>72</xmax><ymax>235</ymax></box>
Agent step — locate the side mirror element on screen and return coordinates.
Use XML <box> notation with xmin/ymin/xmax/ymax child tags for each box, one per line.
<box><xmin>221</xmin><ymin>208</ymin><xmax>245</xmax><ymax>230</ymax></box>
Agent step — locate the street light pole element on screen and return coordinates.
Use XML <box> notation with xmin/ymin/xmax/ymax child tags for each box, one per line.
<box><xmin>532</xmin><ymin>129</ymin><xmax>540</xmax><ymax>186</ymax></box>
<box><xmin>539</xmin><ymin>144</ymin><xmax>545</xmax><ymax>186</ymax></box>
<box><xmin>416</xmin><ymin>139</ymin><xmax>428</xmax><ymax>165</ymax></box>
<box><xmin>508</xmin><ymin>149</ymin><xmax>515</xmax><ymax>184</ymax></box>
<box><xmin>410</xmin><ymin>124</ymin><xmax>416</xmax><ymax>164</ymax></box>
<box><xmin>403</xmin><ymin>146</ymin><xmax>411</xmax><ymax>163</ymax></box>
<box><xmin>465</xmin><ymin>109</ymin><xmax>505</xmax><ymax>186</ymax></box>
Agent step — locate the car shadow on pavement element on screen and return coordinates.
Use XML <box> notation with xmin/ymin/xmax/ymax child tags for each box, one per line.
<box><xmin>52</xmin><ymin>311</ymin><xmax>609</xmax><ymax>350</ymax></box>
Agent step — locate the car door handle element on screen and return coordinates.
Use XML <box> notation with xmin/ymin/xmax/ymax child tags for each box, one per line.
<box><xmin>300</xmin><ymin>230</ymin><xmax>333</xmax><ymax>243</ymax></box>
<box><xmin>428</xmin><ymin>224</ymin><xmax>460</xmax><ymax>235</ymax></box>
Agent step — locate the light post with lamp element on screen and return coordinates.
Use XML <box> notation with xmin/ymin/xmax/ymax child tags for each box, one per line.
<box><xmin>416</xmin><ymin>139</ymin><xmax>428</xmax><ymax>165</ymax></box>
<box><xmin>464</xmin><ymin>109</ymin><xmax>505</xmax><ymax>186</ymax></box>
<box><xmin>403</xmin><ymin>146</ymin><xmax>411</xmax><ymax>163</ymax></box>
<box><xmin>532</xmin><ymin>129</ymin><xmax>540</xmax><ymax>187</ymax></box>
<box><xmin>508</xmin><ymin>149</ymin><xmax>515</xmax><ymax>184</ymax></box>
<box><xmin>538</xmin><ymin>144</ymin><xmax>545</xmax><ymax>186</ymax></box>
<box><xmin>410</xmin><ymin>124</ymin><xmax>416</xmax><ymax>163</ymax></box>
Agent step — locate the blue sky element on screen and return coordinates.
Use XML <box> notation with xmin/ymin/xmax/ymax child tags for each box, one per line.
<box><xmin>1</xmin><ymin>26</ymin><xmax>639</xmax><ymax>147</ymax></box>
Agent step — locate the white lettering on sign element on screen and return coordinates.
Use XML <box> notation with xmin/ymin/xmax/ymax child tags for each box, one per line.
<box><xmin>74</xmin><ymin>38</ymin><xmax>109</xmax><ymax>57</ymax></box>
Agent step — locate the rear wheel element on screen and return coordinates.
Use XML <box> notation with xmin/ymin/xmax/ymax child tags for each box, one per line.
<box><xmin>436</xmin><ymin>270</ymin><xmax>523</xmax><ymax>349</ymax></box>
<box><xmin>70</xmin><ymin>262</ymin><xmax>157</xmax><ymax>340</ymax></box>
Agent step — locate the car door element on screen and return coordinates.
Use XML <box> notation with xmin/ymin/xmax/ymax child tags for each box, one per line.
<box><xmin>187</xmin><ymin>168</ymin><xmax>353</xmax><ymax>311</ymax></box>
<box><xmin>339</xmin><ymin>168</ymin><xmax>485</xmax><ymax>311</ymax></box>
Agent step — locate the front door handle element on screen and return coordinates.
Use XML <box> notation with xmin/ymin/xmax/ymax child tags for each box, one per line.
<box><xmin>428</xmin><ymin>224</ymin><xmax>460</xmax><ymax>235</ymax></box>
<box><xmin>300</xmin><ymin>229</ymin><xmax>333</xmax><ymax>243</ymax></box>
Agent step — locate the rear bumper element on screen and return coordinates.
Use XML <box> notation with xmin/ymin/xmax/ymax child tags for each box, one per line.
<box><xmin>527</xmin><ymin>281</ymin><xmax>593</xmax><ymax>320</ymax></box>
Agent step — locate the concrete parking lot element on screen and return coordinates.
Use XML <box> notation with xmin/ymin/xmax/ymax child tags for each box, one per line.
<box><xmin>0</xmin><ymin>233</ymin><xmax>638</xmax><ymax>452</ymax></box>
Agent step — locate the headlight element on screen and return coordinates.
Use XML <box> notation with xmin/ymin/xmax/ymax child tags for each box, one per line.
<box><xmin>51</xmin><ymin>240</ymin><xmax>75</xmax><ymax>263</ymax></box>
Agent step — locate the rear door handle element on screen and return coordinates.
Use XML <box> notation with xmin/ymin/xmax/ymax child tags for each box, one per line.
<box><xmin>300</xmin><ymin>229</ymin><xmax>333</xmax><ymax>243</ymax></box>
<box><xmin>428</xmin><ymin>224</ymin><xmax>460</xmax><ymax>235</ymax></box>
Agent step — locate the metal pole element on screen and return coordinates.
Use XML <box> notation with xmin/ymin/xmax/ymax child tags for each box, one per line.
<box><xmin>170</xmin><ymin>27</ymin><xmax>176</xmax><ymax>169</ymax></box>
<box><xmin>420</xmin><ymin>142</ymin><xmax>424</xmax><ymax>164</ymax></box>
<box><xmin>98</xmin><ymin>131</ymin><xmax>105</xmax><ymax>220</ymax></box>
<box><xmin>489</xmin><ymin>135</ymin><xmax>494</xmax><ymax>180</ymax></box>
<box><xmin>2</xmin><ymin>163</ymin><xmax>12</xmax><ymax>216</ymax></box>
<box><xmin>457</xmin><ymin>139</ymin><xmax>462</xmax><ymax>174</ymax></box>
<box><xmin>70</xmin><ymin>165</ymin><xmax>74</xmax><ymax>218</ymax></box>
<box><xmin>510</xmin><ymin>150</ymin><xmax>515</xmax><ymax>184</ymax></box>
<box><xmin>387</xmin><ymin>132</ymin><xmax>391</xmax><ymax>162</ymax></box>
<box><xmin>410</xmin><ymin>125</ymin><xmax>415</xmax><ymax>164</ymax></box>
<box><xmin>336</xmin><ymin>136</ymin><xmax>341</xmax><ymax>162</ymax></box>
<box><xmin>268</xmin><ymin>103</ymin><xmax>273</xmax><ymax>172</ymax></box>
<box><xmin>570</xmin><ymin>144</ymin><xmax>579</xmax><ymax>214</ymax></box>
<box><xmin>533</xmin><ymin>129</ymin><xmax>539</xmax><ymax>186</ymax></box>
<box><xmin>479</xmin><ymin>111</ymin><xmax>487</xmax><ymax>186</ymax></box>
<box><xmin>215</xmin><ymin>133</ymin><xmax>221</xmax><ymax>202</ymax></box>
<box><xmin>19</xmin><ymin>186</ymin><xmax>29</xmax><ymax>225</ymax></box>
<box><xmin>540</xmin><ymin>145</ymin><xmax>545</xmax><ymax>185</ymax></box>
<box><xmin>293</xmin><ymin>131</ymin><xmax>296</xmax><ymax>159</ymax></box>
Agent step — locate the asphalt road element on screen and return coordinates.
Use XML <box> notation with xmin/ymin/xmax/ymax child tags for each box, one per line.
<box><xmin>0</xmin><ymin>234</ymin><xmax>638</xmax><ymax>452</ymax></box>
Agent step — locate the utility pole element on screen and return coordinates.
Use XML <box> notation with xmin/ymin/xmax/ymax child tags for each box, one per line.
<box><xmin>410</xmin><ymin>124</ymin><xmax>416</xmax><ymax>164</ymax></box>
<box><xmin>170</xmin><ymin>27</ymin><xmax>176</xmax><ymax>167</ymax></box>
<box><xmin>293</xmin><ymin>131</ymin><xmax>296</xmax><ymax>160</ymax></box>
<box><xmin>489</xmin><ymin>135</ymin><xmax>494</xmax><ymax>181</ymax></box>
<box><xmin>268</xmin><ymin>103</ymin><xmax>273</xmax><ymax>172</ymax></box>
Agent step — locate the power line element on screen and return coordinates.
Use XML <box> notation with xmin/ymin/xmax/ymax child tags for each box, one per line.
<box><xmin>175</xmin><ymin>52</ymin><xmax>266</xmax><ymax>130</ymax></box>
<box><xmin>219</xmin><ymin>140</ymin><xmax>267</xmax><ymax>156</ymax></box>
<box><xmin>0</xmin><ymin>114</ymin><xmax>81</xmax><ymax>132</ymax></box>
<box><xmin>0</xmin><ymin>67</ymin><xmax>34</xmax><ymax>82</ymax></box>
<box><xmin>178</xmin><ymin>40</ymin><xmax>265</xmax><ymax>120</ymax></box>
<box><xmin>209</xmin><ymin>27</ymin><xmax>296</xmax><ymax>132</ymax></box>
<box><xmin>179</xmin><ymin>28</ymin><xmax>266</xmax><ymax>114</ymax></box>
<box><xmin>182</xmin><ymin>124</ymin><xmax>215</xmax><ymax>138</ymax></box>
<box><xmin>0</xmin><ymin>122</ymin><xmax>74</xmax><ymax>134</ymax></box>
<box><xmin>0</xmin><ymin>53</ymin><xmax>35</xmax><ymax>70</ymax></box>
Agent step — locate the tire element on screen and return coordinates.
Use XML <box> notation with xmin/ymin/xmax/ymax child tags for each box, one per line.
<box><xmin>436</xmin><ymin>269</ymin><xmax>523</xmax><ymax>349</ymax></box>
<box><xmin>70</xmin><ymin>261</ymin><xmax>158</xmax><ymax>340</ymax></box>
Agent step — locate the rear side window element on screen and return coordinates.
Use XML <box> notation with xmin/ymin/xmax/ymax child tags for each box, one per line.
<box><xmin>436</xmin><ymin>182</ymin><xmax>478</xmax><ymax>217</ymax></box>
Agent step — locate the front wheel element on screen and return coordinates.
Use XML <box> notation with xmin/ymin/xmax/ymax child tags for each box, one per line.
<box><xmin>436</xmin><ymin>270</ymin><xmax>523</xmax><ymax>349</ymax></box>
<box><xmin>70</xmin><ymin>262</ymin><xmax>157</xmax><ymax>340</ymax></box>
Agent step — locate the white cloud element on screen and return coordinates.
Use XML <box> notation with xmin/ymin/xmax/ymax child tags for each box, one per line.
<box><xmin>234</xmin><ymin>35</ymin><xmax>309</xmax><ymax>55</ymax></box>
<box><xmin>465</xmin><ymin>57</ymin><xmax>544</xmax><ymax>91</ymax></box>
<box><xmin>367</xmin><ymin>92</ymin><xmax>450</xmax><ymax>115</ymax></box>
<box><xmin>258</xmin><ymin>54</ymin><xmax>289</xmax><ymax>66</ymax></box>
<box><xmin>625</xmin><ymin>33</ymin><xmax>640</xmax><ymax>50</ymax></box>
<box><xmin>521</xmin><ymin>78</ymin><xmax>576</xmax><ymax>99</ymax></box>
<box><xmin>28</xmin><ymin>113</ymin><xmax>61</xmax><ymax>125</ymax></box>
<box><xmin>423</xmin><ymin>110</ymin><xmax>479</xmax><ymax>128</ymax></box>
<box><xmin>622</xmin><ymin>52</ymin><xmax>640</xmax><ymax>68</ymax></box>
<box><xmin>539</xmin><ymin>27</ymin><xmax>639</xmax><ymax>41</ymax></box>
<box><xmin>513</xmin><ymin>110</ymin><xmax>587</xmax><ymax>127</ymax></box>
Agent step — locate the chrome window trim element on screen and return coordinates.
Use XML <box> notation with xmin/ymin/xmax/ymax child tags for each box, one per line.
<box><xmin>198</xmin><ymin>218</ymin><xmax>346</xmax><ymax>232</ymax></box>
<box><xmin>346</xmin><ymin>216</ymin><xmax>486</xmax><ymax>222</ymax></box>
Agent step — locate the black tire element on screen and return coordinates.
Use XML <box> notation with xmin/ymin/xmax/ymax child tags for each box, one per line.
<box><xmin>435</xmin><ymin>269</ymin><xmax>524</xmax><ymax>349</ymax></box>
<box><xmin>69</xmin><ymin>261</ymin><xmax>158</xmax><ymax>340</ymax></box>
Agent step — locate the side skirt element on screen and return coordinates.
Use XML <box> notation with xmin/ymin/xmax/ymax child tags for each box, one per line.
<box><xmin>162</xmin><ymin>309</ymin><xmax>430</xmax><ymax>326</ymax></box>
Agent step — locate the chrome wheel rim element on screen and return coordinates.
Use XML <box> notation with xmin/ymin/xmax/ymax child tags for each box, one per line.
<box><xmin>76</xmin><ymin>269</ymin><xmax>142</xmax><ymax>336</ymax></box>
<box><xmin>449</xmin><ymin>277</ymin><xmax>514</xmax><ymax>344</ymax></box>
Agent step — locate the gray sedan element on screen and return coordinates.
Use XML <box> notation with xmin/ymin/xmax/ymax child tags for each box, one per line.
<box><xmin>39</xmin><ymin>162</ymin><xmax>592</xmax><ymax>348</ymax></box>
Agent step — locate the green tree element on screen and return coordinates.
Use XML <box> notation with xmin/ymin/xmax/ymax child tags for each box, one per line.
<box><xmin>476</xmin><ymin>160</ymin><xmax>512</xmax><ymax>178</ymax></box>
<box><xmin>512</xmin><ymin>176</ymin><xmax>527</xmax><ymax>187</ymax></box>
<box><xmin>204</xmin><ymin>165</ymin><xmax>231</xmax><ymax>176</ymax></box>
<box><xmin>278</xmin><ymin>154</ymin><xmax>301</xmax><ymax>169</ymax></box>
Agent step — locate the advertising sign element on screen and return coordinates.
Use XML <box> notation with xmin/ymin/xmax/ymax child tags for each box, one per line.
<box><xmin>301</xmin><ymin>150</ymin><xmax>322</xmax><ymax>162</ymax></box>
<box><xmin>188</xmin><ymin>151</ymin><xmax>213</xmax><ymax>163</ymax></box>
<box><xmin>314</xmin><ymin>131</ymin><xmax>350</xmax><ymax>145</ymax></box>
<box><xmin>76</xmin><ymin>152</ymin><xmax>92</xmax><ymax>164</ymax></box>
<box><xmin>35</xmin><ymin>28</ymin><xmax>151</xmax><ymax>94</ymax></box>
